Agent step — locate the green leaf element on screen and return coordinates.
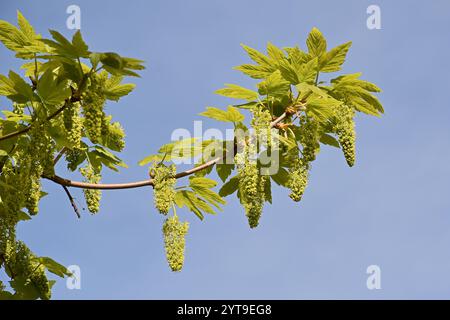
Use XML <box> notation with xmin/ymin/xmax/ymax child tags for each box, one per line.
<box><xmin>257</xmin><ymin>71</ymin><xmax>290</xmax><ymax>97</ymax></box>
<box><xmin>103</xmin><ymin>75</ymin><xmax>135</xmax><ymax>101</ymax></box>
<box><xmin>320</xmin><ymin>133</ymin><xmax>340</xmax><ymax>148</ymax></box>
<box><xmin>89</xmin><ymin>52</ymin><xmax>102</xmax><ymax>69</ymax></box>
<box><xmin>189</xmin><ymin>177</ymin><xmax>217</xmax><ymax>189</ymax></box>
<box><xmin>199</xmin><ymin>106</ymin><xmax>244</xmax><ymax>122</ymax></box>
<box><xmin>319</xmin><ymin>42</ymin><xmax>352</xmax><ymax>72</ymax></box>
<box><xmin>216</xmin><ymin>163</ymin><xmax>234</xmax><ymax>182</ymax></box>
<box><xmin>306</xmin><ymin>27</ymin><xmax>327</xmax><ymax>57</ymax></box>
<box><xmin>233</xmin><ymin>64</ymin><xmax>274</xmax><ymax>79</ymax></box>
<box><xmin>139</xmin><ymin>138</ymin><xmax>200</xmax><ymax>166</ymax></box>
<box><xmin>35</xmin><ymin>257</ymin><xmax>71</xmax><ymax>278</ymax></box>
<box><xmin>218</xmin><ymin>176</ymin><xmax>239</xmax><ymax>197</ymax></box>
<box><xmin>0</xmin><ymin>12</ymin><xmax>46</xmax><ymax>58</ymax></box>
<box><xmin>296</xmin><ymin>57</ymin><xmax>318</xmax><ymax>84</ymax></box>
<box><xmin>0</xmin><ymin>71</ymin><xmax>34</xmax><ymax>103</ymax></box>
<box><xmin>271</xmin><ymin>167</ymin><xmax>290</xmax><ymax>187</ymax></box>
<box><xmin>277</xmin><ymin>59</ymin><xmax>299</xmax><ymax>84</ymax></box>
<box><xmin>36</xmin><ymin>69</ymin><xmax>71</xmax><ymax>105</ymax></box>
<box><xmin>71</xmin><ymin>30</ymin><xmax>89</xmax><ymax>58</ymax></box>
<box><xmin>215</xmin><ymin>84</ymin><xmax>258</xmax><ymax>101</ymax></box>
<box><xmin>306</xmin><ymin>95</ymin><xmax>341</xmax><ymax>122</ymax></box>
<box><xmin>17</xmin><ymin>11</ymin><xmax>36</xmax><ymax>42</ymax></box>
<box><xmin>91</xmin><ymin>146</ymin><xmax>127</xmax><ymax>171</ymax></box>
<box><xmin>175</xmin><ymin>190</ymin><xmax>206</xmax><ymax>220</ymax></box>
<box><xmin>266</xmin><ymin>42</ymin><xmax>285</xmax><ymax>61</ymax></box>
<box><xmin>100</xmin><ymin>52</ymin><xmax>123</xmax><ymax>69</ymax></box>
<box><xmin>240</xmin><ymin>44</ymin><xmax>272</xmax><ymax>66</ymax></box>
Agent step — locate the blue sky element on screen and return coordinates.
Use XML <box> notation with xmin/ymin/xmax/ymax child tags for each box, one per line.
<box><xmin>1</xmin><ymin>0</ymin><xmax>450</xmax><ymax>299</ymax></box>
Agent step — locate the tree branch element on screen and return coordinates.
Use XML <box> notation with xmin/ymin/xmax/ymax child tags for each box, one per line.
<box><xmin>44</xmin><ymin>112</ymin><xmax>289</xmax><ymax>191</ymax></box>
<box><xmin>61</xmin><ymin>185</ymin><xmax>81</xmax><ymax>219</ymax></box>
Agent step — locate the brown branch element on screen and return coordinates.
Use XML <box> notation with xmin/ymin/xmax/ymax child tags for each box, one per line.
<box><xmin>61</xmin><ymin>185</ymin><xmax>81</xmax><ymax>219</ymax></box>
<box><xmin>44</xmin><ymin>112</ymin><xmax>289</xmax><ymax>191</ymax></box>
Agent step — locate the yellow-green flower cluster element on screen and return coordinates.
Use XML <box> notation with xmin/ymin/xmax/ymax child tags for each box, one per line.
<box><xmin>162</xmin><ymin>215</ymin><xmax>189</xmax><ymax>272</ymax></box>
<box><xmin>63</xmin><ymin>102</ymin><xmax>83</xmax><ymax>149</ymax></box>
<box><xmin>235</xmin><ymin>142</ymin><xmax>265</xmax><ymax>229</ymax></box>
<box><xmin>9</xmin><ymin>241</ymin><xmax>51</xmax><ymax>300</ymax></box>
<box><xmin>82</xmin><ymin>75</ymin><xmax>106</xmax><ymax>144</ymax></box>
<box><xmin>288</xmin><ymin>158</ymin><xmax>309</xmax><ymax>202</ymax></box>
<box><xmin>152</xmin><ymin>164</ymin><xmax>176</xmax><ymax>215</ymax></box>
<box><xmin>334</xmin><ymin>104</ymin><xmax>356</xmax><ymax>167</ymax></box>
<box><xmin>251</xmin><ymin>105</ymin><xmax>272</xmax><ymax>149</ymax></box>
<box><xmin>80</xmin><ymin>165</ymin><xmax>102</xmax><ymax>214</ymax></box>
<box><xmin>299</xmin><ymin>115</ymin><xmax>320</xmax><ymax>163</ymax></box>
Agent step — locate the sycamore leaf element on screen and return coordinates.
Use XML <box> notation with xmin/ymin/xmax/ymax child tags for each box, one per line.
<box><xmin>0</xmin><ymin>71</ymin><xmax>34</xmax><ymax>103</ymax></box>
<box><xmin>0</xmin><ymin>11</ymin><xmax>46</xmax><ymax>58</ymax></box>
<box><xmin>216</xmin><ymin>163</ymin><xmax>234</xmax><ymax>182</ymax></box>
<box><xmin>320</xmin><ymin>133</ymin><xmax>340</xmax><ymax>148</ymax></box>
<box><xmin>277</xmin><ymin>59</ymin><xmax>299</xmax><ymax>84</ymax></box>
<box><xmin>199</xmin><ymin>106</ymin><xmax>244</xmax><ymax>122</ymax></box>
<box><xmin>270</xmin><ymin>167</ymin><xmax>290</xmax><ymax>187</ymax></box>
<box><xmin>266</xmin><ymin>42</ymin><xmax>285</xmax><ymax>61</ymax></box>
<box><xmin>36</xmin><ymin>69</ymin><xmax>71</xmax><ymax>105</ymax></box>
<box><xmin>257</xmin><ymin>71</ymin><xmax>290</xmax><ymax>96</ymax></box>
<box><xmin>17</xmin><ymin>11</ymin><xmax>36</xmax><ymax>42</ymax></box>
<box><xmin>175</xmin><ymin>190</ymin><xmax>214</xmax><ymax>220</ymax></box>
<box><xmin>71</xmin><ymin>30</ymin><xmax>89</xmax><ymax>58</ymax></box>
<box><xmin>35</xmin><ymin>257</ymin><xmax>71</xmax><ymax>278</ymax></box>
<box><xmin>91</xmin><ymin>146</ymin><xmax>127</xmax><ymax>171</ymax></box>
<box><xmin>215</xmin><ymin>84</ymin><xmax>258</xmax><ymax>101</ymax></box>
<box><xmin>189</xmin><ymin>177</ymin><xmax>226</xmax><ymax>209</ymax></box>
<box><xmin>189</xmin><ymin>177</ymin><xmax>217</xmax><ymax>189</ymax></box>
<box><xmin>233</xmin><ymin>64</ymin><xmax>274</xmax><ymax>79</ymax></box>
<box><xmin>218</xmin><ymin>176</ymin><xmax>239</xmax><ymax>197</ymax></box>
<box><xmin>296</xmin><ymin>57</ymin><xmax>318</xmax><ymax>83</ymax></box>
<box><xmin>285</xmin><ymin>46</ymin><xmax>312</xmax><ymax>67</ymax></box>
<box><xmin>306</xmin><ymin>27</ymin><xmax>327</xmax><ymax>57</ymax></box>
<box><xmin>240</xmin><ymin>44</ymin><xmax>272</xmax><ymax>66</ymax></box>
<box><xmin>139</xmin><ymin>138</ymin><xmax>200</xmax><ymax>166</ymax></box>
<box><xmin>306</xmin><ymin>95</ymin><xmax>341</xmax><ymax>122</ymax></box>
<box><xmin>319</xmin><ymin>42</ymin><xmax>352</xmax><ymax>72</ymax></box>
<box><xmin>103</xmin><ymin>75</ymin><xmax>135</xmax><ymax>101</ymax></box>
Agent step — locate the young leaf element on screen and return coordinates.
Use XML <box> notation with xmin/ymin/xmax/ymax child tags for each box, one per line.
<box><xmin>266</xmin><ymin>42</ymin><xmax>285</xmax><ymax>61</ymax></box>
<box><xmin>306</xmin><ymin>27</ymin><xmax>327</xmax><ymax>57</ymax></box>
<box><xmin>240</xmin><ymin>44</ymin><xmax>272</xmax><ymax>66</ymax></box>
<box><xmin>215</xmin><ymin>84</ymin><xmax>258</xmax><ymax>101</ymax></box>
<box><xmin>320</xmin><ymin>133</ymin><xmax>340</xmax><ymax>148</ymax></box>
<box><xmin>35</xmin><ymin>257</ymin><xmax>72</xmax><ymax>278</ymax></box>
<box><xmin>216</xmin><ymin>163</ymin><xmax>234</xmax><ymax>182</ymax></box>
<box><xmin>199</xmin><ymin>106</ymin><xmax>244</xmax><ymax>122</ymax></box>
<box><xmin>103</xmin><ymin>75</ymin><xmax>135</xmax><ymax>101</ymax></box>
<box><xmin>218</xmin><ymin>176</ymin><xmax>239</xmax><ymax>197</ymax></box>
<box><xmin>71</xmin><ymin>30</ymin><xmax>89</xmax><ymax>58</ymax></box>
<box><xmin>257</xmin><ymin>71</ymin><xmax>290</xmax><ymax>97</ymax></box>
<box><xmin>233</xmin><ymin>64</ymin><xmax>274</xmax><ymax>79</ymax></box>
<box><xmin>319</xmin><ymin>42</ymin><xmax>352</xmax><ymax>72</ymax></box>
<box><xmin>36</xmin><ymin>69</ymin><xmax>71</xmax><ymax>105</ymax></box>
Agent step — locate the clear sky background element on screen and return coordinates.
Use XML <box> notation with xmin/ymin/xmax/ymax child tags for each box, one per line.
<box><xmin>1</xmin><ymin>0</ymin><xmax>450</xmax><ymax>299</ymax></box>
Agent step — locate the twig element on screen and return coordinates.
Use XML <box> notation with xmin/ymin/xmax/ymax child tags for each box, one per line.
<box><xmin>62</xmin><ymin>185</ymin><xmax>81</xmax><ymax>219</ymax></box>
<box><xmin>54</xmin><ymin>147</ymin><xmax>67</xmax><ymax>165</ymax></box>
<box><xmin>44</xmin><ymin>112</ymin><xmax>289</xmax><ymax>191</ymax></box>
